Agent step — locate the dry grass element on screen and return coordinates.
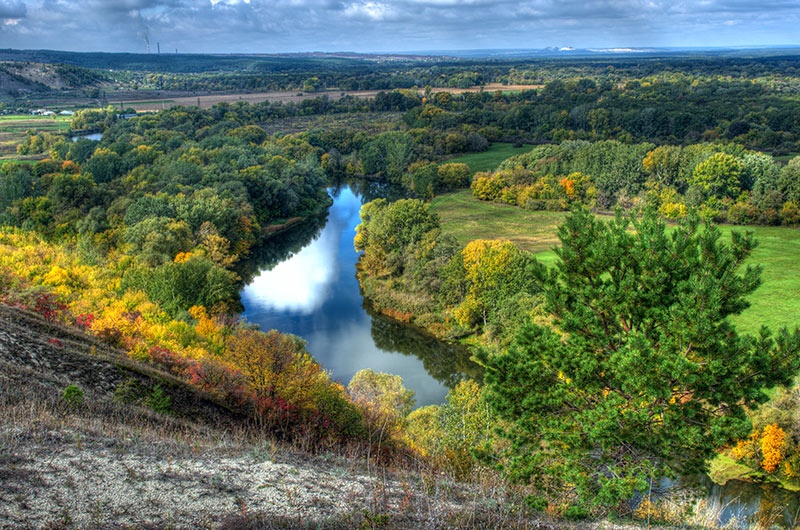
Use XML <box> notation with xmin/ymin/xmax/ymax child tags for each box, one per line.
<box><xmin>0</xmin><ymin>379</ymin><xmax>554</xmax><ymax>529</ymax></box>
<box><xmin>0</xmin><ymin>303</ymin><xmax>569</xmax><ymax>529</ymax></box>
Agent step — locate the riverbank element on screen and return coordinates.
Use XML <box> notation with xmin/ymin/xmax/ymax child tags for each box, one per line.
<box><xmin>353</xmin><ymin>192</ymin><xmax>800</xmax><ymax>527</ymax></box>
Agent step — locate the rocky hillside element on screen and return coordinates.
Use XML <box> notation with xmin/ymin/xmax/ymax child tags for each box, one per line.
<box><xmin>0</xmin><ymin>304</ymin><xmax>573</xmax><ymax>529</ymax></box>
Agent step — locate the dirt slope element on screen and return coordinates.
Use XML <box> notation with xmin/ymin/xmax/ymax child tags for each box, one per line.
<box><xmin>0</xmin><ymin>305</ymin><xmax>555</xmax><ymax>529</ymax></box>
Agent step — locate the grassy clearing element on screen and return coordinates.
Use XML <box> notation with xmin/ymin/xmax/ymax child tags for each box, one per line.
<box><xmin>723</xmin><ymin>223</ymin><xmax>800</xmax><ymax>334</ymax></box>
<box><xmin>773</xmin><ymin>152</ymin><xmax>799</xmax><ymax>164</ymax></box>
<box><xmin>431</xmin><ymin>190</ymin><xmax>565</xmax><ymax>264</ymax></box>
<box><xmin>432</xmin><ymin>190</ymin><xmax>800</xmax><ymax>334</ymax></box>
<box><xmin>0</xmin><ymin>115</ymin><xmax>71</xmax><ymax>159</ymax></box>
<box><xmin>446</xmin><ymin>143</ymin><xmax>530</xmax><ymax>173</ymax></box>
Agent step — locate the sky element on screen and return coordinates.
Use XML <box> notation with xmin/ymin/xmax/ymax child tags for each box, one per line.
<box><xmin>0</xmin><ymin>0</ymin><xmax>798</xmax><ymax>55</ymax></box>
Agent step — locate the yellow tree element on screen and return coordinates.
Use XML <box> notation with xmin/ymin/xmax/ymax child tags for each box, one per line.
<box><xmin>454</xmin><ymin>239</ymin><xmax>537</xmax><ymax>328</ymax></box>
<box><xmin>348</xmin><ymin>369</ymin><xmax>415</xmax><ymax>449</ymax></box>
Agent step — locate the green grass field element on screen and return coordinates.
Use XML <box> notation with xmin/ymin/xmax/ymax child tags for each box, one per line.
<box><xmin>447</xmin><ymin>142</ymin><xmax>530</xmax><ymax>173</ymax></box>
<box><xmin>432</xmin><ymin>190</ymin><xmax>800</xmax><ymax>334</ymax></box>
<box><xmin>722</xmin><ymin>224</ymin><xmax>800</xmax><ymax>334</ymax></box>
<box><xmin>0</xmin><ymin>115</ymin><xmax>71</xmax><ymax>133</ymax></box>
<box><xmin>431</xmin><ymin>190</ymin><xmax>566</xmax><ymax>258</ymax></box>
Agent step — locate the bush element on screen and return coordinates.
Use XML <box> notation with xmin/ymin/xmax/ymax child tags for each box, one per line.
<box><xmin>146</xmin><ymin>384</ymin><xmax>172</xmax><ymax>414</ymax></box>
<box><xmin>62</xmin><ymin>384</ymin><xmax>84</xmax><ymax>407</ymax></box>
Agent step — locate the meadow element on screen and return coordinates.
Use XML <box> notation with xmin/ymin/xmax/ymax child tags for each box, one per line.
<box><xmin>447</xmin><ymin>142</ymin><xmax>530</xmax><ymax>173</ymax></box>
<box><xmin>432</xmin><ymin>190</ymin><xmax>800</xmax><ymax>335</ymax></box>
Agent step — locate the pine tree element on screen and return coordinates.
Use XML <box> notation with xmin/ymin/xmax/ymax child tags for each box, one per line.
<box><xmin>481</xmin><ymin>206</ymin><xmax>800</xmax><ymax>508</ymax></box>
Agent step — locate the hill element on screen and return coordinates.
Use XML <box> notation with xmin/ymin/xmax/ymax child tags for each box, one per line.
<box><xmin>0</xmin><ymin>61</ymin><xmax>111</xmax><ymax>100</ymax></box>
<box><xmin>0</xmin><ymin>303</ymin><xmax>597</xmax><ymax>529</ymax></box>
<box><xmin>0</xmin><ymin>64</ymin><xmax>51</xmax><ymax>98</ymax></box>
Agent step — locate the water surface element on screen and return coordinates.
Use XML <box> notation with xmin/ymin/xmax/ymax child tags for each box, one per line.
<box><xmin>240</xmin><ymin>185</ymin><xmax>473</xmax><ymax>406</ymax></box>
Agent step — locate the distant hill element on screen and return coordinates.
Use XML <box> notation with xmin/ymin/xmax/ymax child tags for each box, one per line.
<box><xmin>0</xmin><ymin>48</ymin><xmax>387</xmax><ymax>74</ymax></box>
<box><xmin>0</xmin><ymin>61</ymin><xmax>109</xmax><ymax>98</ymax></box>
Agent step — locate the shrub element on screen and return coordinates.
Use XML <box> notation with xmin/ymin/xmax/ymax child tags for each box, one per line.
<box><xmin>146</xmin><ymin>384</ymin><xmax>172</xmax><ymax>414</ymax></box>
<box><xmin>62</xmin><ymin>384</ymin><xmax>84</xmax><ymax>407</ymax></box>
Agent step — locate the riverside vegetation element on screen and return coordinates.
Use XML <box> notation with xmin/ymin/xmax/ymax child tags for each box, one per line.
<box><xmin>3</xmin><ymin>49</ymin><xmax>800</xmax><ymax>527</ymax></box>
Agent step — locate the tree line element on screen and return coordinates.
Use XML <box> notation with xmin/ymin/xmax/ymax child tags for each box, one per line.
<box><xmin>471</xmin><ymin>139</ymin><xmax>800</xmax><ymax>225</ymax></box>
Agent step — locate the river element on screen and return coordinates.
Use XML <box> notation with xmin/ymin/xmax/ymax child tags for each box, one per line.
<box><xmin>240</xmin><ymin>184</ymin><xmax>476</xmax><ymax>407</ymax></box>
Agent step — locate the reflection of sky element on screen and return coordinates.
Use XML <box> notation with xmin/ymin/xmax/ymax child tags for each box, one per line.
<box><xmin>242</xmin><ymin>226</ymin><xmax>337</xmax><ymax>314</ymax></box>
<box><xmin>241</xmin><ymin>186</ymin><xmax>448</xmax><ymax>406</ymax></box>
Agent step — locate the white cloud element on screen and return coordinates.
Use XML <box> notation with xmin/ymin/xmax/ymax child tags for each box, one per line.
<box><xmin>210</xmin><ymin>0</ymin><xmax>250</xmax><ymax>5</ymax></box>
<box><xmin>343</xmin><ymin>1</ymin><xmax>394</xmax><ymax>20</ymax></box>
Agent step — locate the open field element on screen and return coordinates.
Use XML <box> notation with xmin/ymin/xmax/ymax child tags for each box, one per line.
<box><xmin>123</xmin><ymin>83</ymin><xmax>541</xmax><ymax>111</ymax></box>
<box><xmin>0</xmin><ymin>115</ymin><xmax>71</xmax><ymax>159</ymax></box>
<box><xmin>431</xmin><ymin>190</ymin><xmax>566</xmax><ymax>260</ymax></box>
<box><xmin>432</xmin><ymin>190</ymin><xmax>800</xmax><ymax>334</ymax></box>
<box><xmin>447</xmin><ymin>142</ymin><xmax>530</xmax><ymax>173</ymax></box>
<box><xmin>23</xmin><ymin>83</ymin><xmax>541</xmax><ymax>112</ymax></box>
<box><xmin>0</xmin><ymin>115</ymin><xmax>71</xmax><ymax>132</ymax></box>
<box><xmin>722</xmin><ymin>224</ymin><xmax>800</xmax><ymax>334</ymax></box>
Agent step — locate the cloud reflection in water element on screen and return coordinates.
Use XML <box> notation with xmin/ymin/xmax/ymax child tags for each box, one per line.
<box><xmin>242</xmin><ymin>228</ymin><xmax>337</xmax><ymax>315</ymax></box>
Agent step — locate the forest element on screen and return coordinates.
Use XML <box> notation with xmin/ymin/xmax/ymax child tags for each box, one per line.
<box><xmin>2</xmin><ymin>49</ymin><xmax>800</xmax><ymax>525</ymax></box>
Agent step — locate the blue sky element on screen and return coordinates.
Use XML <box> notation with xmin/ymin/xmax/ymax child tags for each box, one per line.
<box><xmin>1</xmin><ymin>0</ymin><xmax>798</xmax><ymax>54</ymax></box>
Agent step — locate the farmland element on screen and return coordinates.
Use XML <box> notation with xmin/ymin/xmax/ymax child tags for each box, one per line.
<box><xmin>0</xmin><ymin>115</ymin><xmax>70</xmax><ymax>159</ymax></box>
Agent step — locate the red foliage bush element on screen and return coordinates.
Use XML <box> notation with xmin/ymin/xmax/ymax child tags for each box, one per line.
<box><xmin>34</xmin><ymin>292</ymin><xmax>67</xmax><ymax>321</ymax></box>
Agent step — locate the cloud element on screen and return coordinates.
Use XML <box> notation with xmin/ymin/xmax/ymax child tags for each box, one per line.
<box><xmin>1</xmin><ymin>0</ymin><xmax>798</xmax><ymax>53</ymax></box>
<box><xmin>0</xmin><ymin>0</ymin><xmax>25</xmax><ymax>19</ymax></box>
<box><xmin>343</xmin><ymin>2</ymin><xmax>394</xmax><ymax>21</ymax></box>
<box><xmin>242</xmin><ymin>228</ymin><xmax>338</xmax><ymax>315</ymax></box>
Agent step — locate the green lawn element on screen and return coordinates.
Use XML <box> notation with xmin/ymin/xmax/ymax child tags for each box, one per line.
<box><xmin>723</xmin><ymin>224</ymin><xmax>800</xmax><ymax>334</ymax></box>
<box><xmin>431</xmin><ymin>190</ymin><xmax>565</xmax><ymax>259</ymax></box>
<box><xmin>433</xmin><ymin>190</ymin><xmax>800</xmax><ymax>335</ymax></box>
<box><xmin>447</xmin><ymin>142</ymin><xmax>530</xmax><ymax>173</ymax></box>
